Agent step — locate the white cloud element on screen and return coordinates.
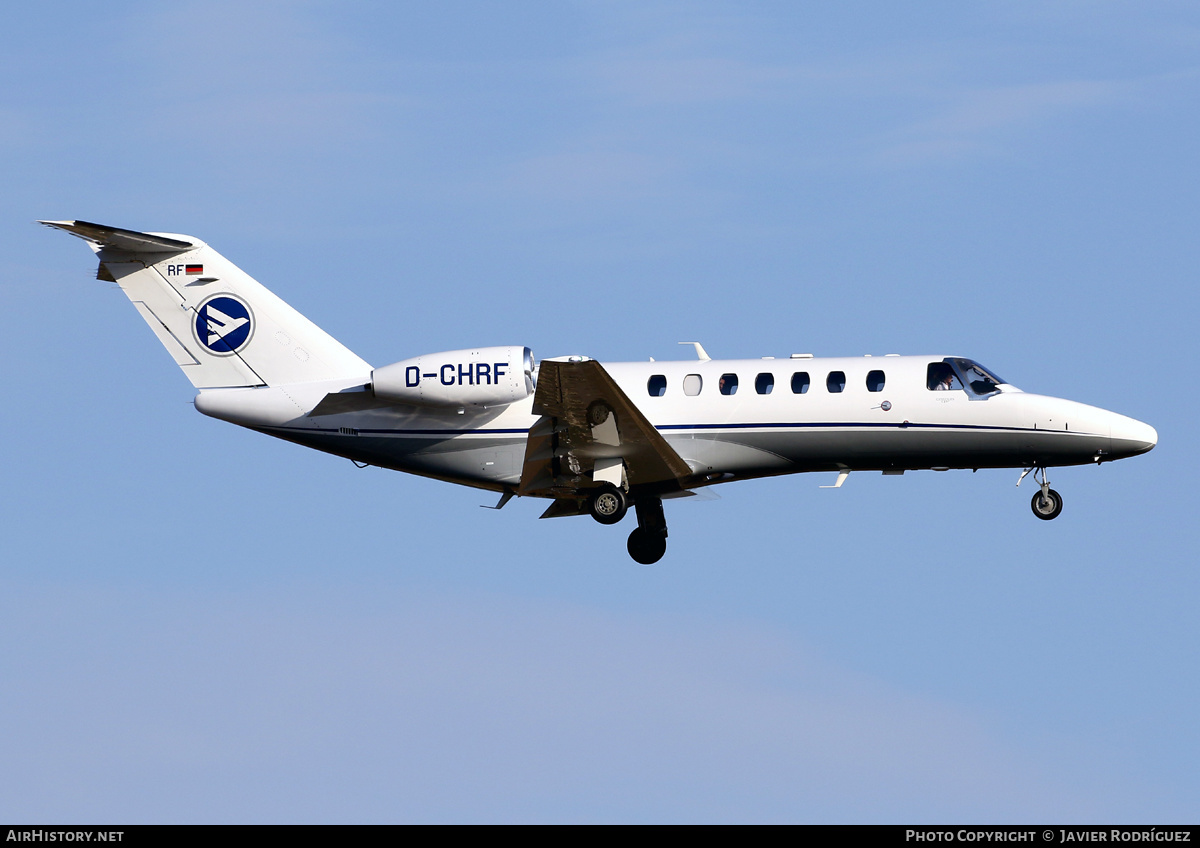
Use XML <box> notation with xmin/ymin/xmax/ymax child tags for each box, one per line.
<box><xmin>593</xmin><ymin>54</ymin><xmax>814</xmax><ymax>106</ymax></box>
<box><xmin>874</xmin><ymin>78</ymin><xmax>1134</xmax><ymax>164</ymax></box>
<box><xmin>501</xmin><ymin>148</ymin><xmax>676</xmax><ymax>203</ymax></box>
<box><xmin>127</xmin><ymin>1</ymin><xmax>400</xmax><ymax>155</ymax></box>
<box><xmin>0</xmin><ymin>583</ymin><xmax>1143</xmax><ymax>822</ymax></box>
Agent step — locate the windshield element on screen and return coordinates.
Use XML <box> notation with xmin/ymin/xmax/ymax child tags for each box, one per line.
<box><xmin>947</xmin><ymin>358</ymin><xmax>1007</xmax><ymax>396</ymax></box>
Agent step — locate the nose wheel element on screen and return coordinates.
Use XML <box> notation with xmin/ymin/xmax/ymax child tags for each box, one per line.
<box><xmin>1031</xmin><ymin>488</ymin><xmax>1063</xmax><ymax>520</ymax></box>
<box><xmin>1019</xmin><ymin>466</ymin><xmax>1064</xmax><ymax>520</ymax></box>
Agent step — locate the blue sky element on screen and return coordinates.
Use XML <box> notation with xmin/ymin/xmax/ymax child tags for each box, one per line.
<box><xmin>2</xmin><ymin>1</ymin><xmax>1197</xmax><ymax>823</ymax></box>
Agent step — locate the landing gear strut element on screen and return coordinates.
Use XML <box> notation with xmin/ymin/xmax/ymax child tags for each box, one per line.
<box><xmin>627</xmin><ymin>496</ymin><xmax>668</xmax><ymax>565</ymax></box>
<box><xmin>1019</xmin><ymin>466</ymin><xmax>1063</xmax><ymax>520</ymax></box>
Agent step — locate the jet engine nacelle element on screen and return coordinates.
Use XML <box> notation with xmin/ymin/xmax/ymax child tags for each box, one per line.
<box><xmin>372</xmin><ymin>345</ymin><xmax>534</xmax><ymax>408</ymax></box>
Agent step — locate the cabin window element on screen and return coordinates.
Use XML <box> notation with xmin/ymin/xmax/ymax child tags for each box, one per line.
<box><xmin>755</xmin><ymin>373</ymin><xmax>774</xmax><ymax>395</ymax></box>
<box><xmin>647</xmin><ymin>374</ymin><xmax>667</xmax><ymax>397</ymax></box>
<box><xmin>683</xmin><ymin>374</ymin><xmax>703</xmax><ymax>396</ymax></box>
<box><xmin>791</xmin><ymin>372</ymin><xmax>810</xmax><ymax>394</ymax></box>
<box><xmin>719</xmin><ymin>373</ymin><xmax>739</xmax><ymax>395</ymax></box>
<box><xmin>866</xmin><ymin>370</ymin><xmax>885</xmax><ymax>392</ymax></box>
<box><xmin>927</xmin><ymin>362</ymin><xmax>963</xmax><ymax>391</ymax></box>
<box><xmin>826</xmin><ymin>371</ymin><xmax>846</xmax><ymax>393</ymax></box>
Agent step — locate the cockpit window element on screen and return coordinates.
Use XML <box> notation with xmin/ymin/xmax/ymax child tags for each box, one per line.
<box><xmin>948</xmin><ymin>358</ymin><xmax>1005</xmax><ymax>397</ymax></box>
<box><xmin>929</xmin><ymin>358</ymin><xmax>1006</xmax><ymax>396</ymax></box>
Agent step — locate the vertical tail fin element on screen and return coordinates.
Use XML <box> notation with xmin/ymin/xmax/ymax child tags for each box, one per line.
<box><xmin>41</xmin><ymin>220</ymin><xmax>370</xmax><ymax>389</ymax></box>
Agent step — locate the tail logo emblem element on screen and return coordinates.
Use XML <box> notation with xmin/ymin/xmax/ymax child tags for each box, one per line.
<box><xmin>194</xmin><ymin>294</ymin><xmax>254</xmax><ymax>355</ymax></box>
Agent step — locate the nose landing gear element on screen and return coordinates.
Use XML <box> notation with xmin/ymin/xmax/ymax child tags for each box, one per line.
<box><xmin>1018</xmin><ymin>466</ymin><xmax>1063</xmax><ymax>520</ymax></box>
<box><xmin>1031</xmin><ymin>487</ymin><xmax>1063</xmax><ymax>520</ymax></box>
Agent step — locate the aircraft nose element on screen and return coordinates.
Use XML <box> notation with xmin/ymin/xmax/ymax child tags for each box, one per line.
<box><xmin>1110</xmin><ymin>414</ymin><xmax>1157</xmax><ymax>458</ymax></box>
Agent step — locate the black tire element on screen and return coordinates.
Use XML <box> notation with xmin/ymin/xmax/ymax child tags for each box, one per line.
<box><xmin>627</xmin><ymin>527</ymin><xmax>667</xmax><ymax>565</ymax></box>
<box><xmin>588</xmin><ymin>484</ymin><xmax>627</xmax><ymax>525</ymax></box>
<box><xmin>587</xmin><ymin>400</ymin><xmax>612</xmax><ymax>427</ymax></box>
<box><xmin>1030</xmin><ymin>488</ymin><xmax>1063</xmax><ymax>520</ymax></box>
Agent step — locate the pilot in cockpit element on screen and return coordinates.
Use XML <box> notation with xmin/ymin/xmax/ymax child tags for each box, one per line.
<box><xmin>928</xmin><ymin>363</ymin><xmax>957</xmax><ymax>391</ymax></box>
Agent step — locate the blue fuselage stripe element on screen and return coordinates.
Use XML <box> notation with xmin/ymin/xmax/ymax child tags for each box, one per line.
<box><xmin>354</xmin><ymin>427</ymin><xmax>529</xmax><ymax>435</ymax></box>
<box><xmin>272</xmin><ymin>421</ymin><xmax>1090</xmax><ymax>437</ymax></box>
<box><xmin>658</xmin><ymin>422</ymin><xmax>1049</xmax><ymax>433</ymax></box>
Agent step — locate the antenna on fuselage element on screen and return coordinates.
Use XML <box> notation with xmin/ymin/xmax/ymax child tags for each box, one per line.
<box><xmin>678</xmin><ymin>341</ymin><xmax>711</xmax><ymax>361</ymax></box>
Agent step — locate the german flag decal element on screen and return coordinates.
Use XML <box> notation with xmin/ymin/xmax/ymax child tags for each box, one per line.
<box><xmin>185</xmin><ymin>264</ymin><xmax>203</xmax><ymax>275</ymax></box>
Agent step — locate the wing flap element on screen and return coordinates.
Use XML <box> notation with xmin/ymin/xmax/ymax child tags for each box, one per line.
<box><xmin>539</xmin><ymin>498</ymin><xmax>589</xmax><ymax>519</ymax></box>
<box><xmin>519</xmin><ymin>359</ymin><xmax>691</xmax><ymax>499</ymax></box>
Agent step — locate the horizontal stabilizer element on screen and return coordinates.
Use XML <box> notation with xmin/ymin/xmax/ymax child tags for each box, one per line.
<box><xmin>39</xmin><ymin>220</ymin><xmax>194</xmax><ymax>253</ymax></box>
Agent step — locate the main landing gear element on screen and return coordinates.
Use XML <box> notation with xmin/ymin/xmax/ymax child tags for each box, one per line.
<box><xmin>586</xmin><ymin>486</ymin><xmax>668</xmax><ymax>564</ymax></box>
<box><xmin>1018</xmin><ymin>466</ymin><xmax>1063</xmax><ymax>521</ymax></box>
<box><xmin>587</xmin><ymin>483</ymin><xmax>628</xmax><ymax>525</ymax></box>
<box><xmin>627</xmin><ymin>497</ymin><xmax>668</xmax><ymax>565</ymax></box>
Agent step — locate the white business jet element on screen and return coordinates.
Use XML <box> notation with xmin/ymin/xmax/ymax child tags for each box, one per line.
<box><xmin>43</xmin><ymin>220</ymin><xmax>1157</xmax><ymax>564</ymax></box>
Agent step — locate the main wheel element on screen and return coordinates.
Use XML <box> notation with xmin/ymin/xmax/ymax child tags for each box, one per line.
<box><xmin>1030</xmin><ymin>488</ymin><xmax>1063</xmax><ymax>520</ymax></box>
<box><xmin>588</xmin><ymin>484</ymin><xmax>627</xmax><ymax>525</ymax></box>
<box><xmin>587</xmin><ymin>400</ymin><xmax>612</xmax><ymax>426</ymax></box>
<box><xmin>627</xmin><ymin>527</ymin><xmax>667</xmax><ymax>565</ymax></box>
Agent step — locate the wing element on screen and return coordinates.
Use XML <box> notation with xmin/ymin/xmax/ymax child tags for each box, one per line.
<box><xmin>519</xmin><ymin>360</ymin><xmax>692</xmax><ymax>507</ymax></box>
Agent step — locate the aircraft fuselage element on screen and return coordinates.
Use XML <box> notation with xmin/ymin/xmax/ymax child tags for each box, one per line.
<box><xmin>44</xmin><ymin>219</ymin><xmax>1157</xmax><ymax>564</ymax></box>
<box><xmin>194</xmin><ymin>354</ymin><xmax>1156</xmax><ymax>493</ymax></box>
